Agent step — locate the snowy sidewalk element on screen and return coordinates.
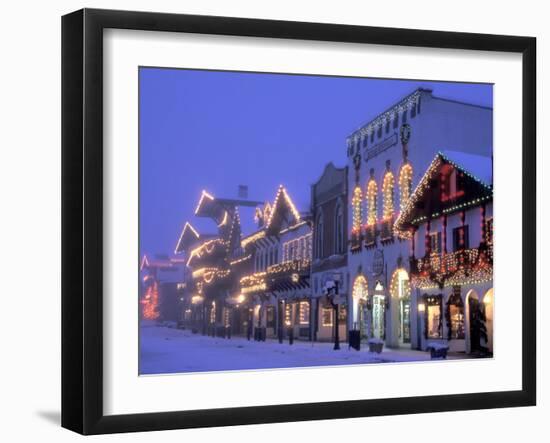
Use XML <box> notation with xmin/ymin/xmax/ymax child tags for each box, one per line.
<box><xmin>139</xmin><ymin>324</ymin><xmax>466</xmax><ymax>375</ymax></box>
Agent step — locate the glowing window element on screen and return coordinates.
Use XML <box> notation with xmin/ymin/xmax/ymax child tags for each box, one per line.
<box><xmin>448</xmin><ymin>294</ymin><xmax>465</xmax><ymax>339</ymax></box>
<box><xmin>426</xmin><ymin>296</ymin><xmax>442</xmax><ymax>339</ymax></box>
<box><xmin>322</xmin><ymin>307</ymin><xmax>333</xmax><ymax>326</ymax></box>
<box><xmin>299</xmin><ymin>301</ymin><xmax>310</xmax><ymax>325</ymax></box>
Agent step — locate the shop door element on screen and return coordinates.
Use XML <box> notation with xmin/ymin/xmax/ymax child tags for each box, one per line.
<box><xmin>400</xmin><ymin>299</ymin><xmax>411</xmax><ymax>344</ymax></box>
<box><xmin>469</xmin><ymin>297</ymin><xmax>481</xmax><ymax>352</ymax></box>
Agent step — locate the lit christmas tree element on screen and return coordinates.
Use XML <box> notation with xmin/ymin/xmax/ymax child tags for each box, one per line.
<box><xmin>142</xmin><ymin>278</ymin><xmax>160</xmax><ymax>320</ymax></box>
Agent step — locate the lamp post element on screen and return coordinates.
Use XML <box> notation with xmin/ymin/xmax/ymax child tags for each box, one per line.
<box><xmin>278</xmin><ymin>300</ymin><xmax>284</xmax><ymax>344</ymax></box>
<box><xmin>324</xmin><ymin>275</ymin><xmax>342</xmax><ymax>351</ymax></box>
<box><xmin>286</xmin><ymin>318</ymin><xmax>294</xmax><ymax>345</ymax></box>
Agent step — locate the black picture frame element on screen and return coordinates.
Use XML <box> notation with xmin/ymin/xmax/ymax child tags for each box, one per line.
<box><xmin>61</xmin><ymin>8</ymin><xmax>536</xmax><ymax>435</ymax></box>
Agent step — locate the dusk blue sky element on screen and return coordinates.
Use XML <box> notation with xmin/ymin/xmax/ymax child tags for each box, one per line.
<box><xmin>139</xmin><ymin>68</ymin><xmax>492</xmax><ymax>258</ymax></box>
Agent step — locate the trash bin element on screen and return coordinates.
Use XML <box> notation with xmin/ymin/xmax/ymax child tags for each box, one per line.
<box><xmin>348</xmin><ymin>330</ymin><xmax>361</xmax><ymax>351</ymax></box>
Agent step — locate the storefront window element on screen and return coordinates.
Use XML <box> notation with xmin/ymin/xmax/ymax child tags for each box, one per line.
<box><xmin>400</xmin><ymin>299</ymin><xmax>411</xmax><ymax>343</ymax></box>
<box><xmin>266</xmin><ymin>306</ymin><xmax>275</xmax><ymax>328</ymax></box>
<box><xmin>210</xmin><ymin>302</ymin><xmax>216</xmax><ymax>324</ymax></box>
<box><xmin>299</xmin><ymin>301</ymin><xmax>310</xmax><ymax>325</ymax></box>
<box><xmin>448</xmin><ymin>292</ymin><xmax>465</xmax><ymax>339</ymax></box>
<box><xmin>322</xmin><ymin>307</ymin><xmax>333</xmax><ymax>326</ymax></box>
<box><xmin>223</xmin><ymin>308</ymin><xmax>230</xmax><ymax>327</ymax></box>
<box><xmin>372</xmin><ymin>294</ymin><xmax>385</xmax><ymax>339</ymax></box>
<box><xmin>338</xmin><ymin>304</ymin><xmax>347</xmax><ymax>322</ymax></box>
<box><xmin>426</xmin><ymin>296</ymin><xmax>442</xmax><ymax>338</ymax></box>
<box><xmin>284</xmin><ymin>303</ymin><xmax>292</xmax><ymax>326</ymax></box>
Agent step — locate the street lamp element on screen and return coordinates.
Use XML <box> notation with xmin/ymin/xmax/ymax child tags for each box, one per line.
<box><xmin>323</xmin><ymin>274</ymin><xmax>342</xmax><ymax>350</ymax></box>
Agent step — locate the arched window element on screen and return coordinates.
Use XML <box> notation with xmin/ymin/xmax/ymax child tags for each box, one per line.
<box><xmin>315</xmin><ymin>212</ymin><xmax>324</xmax><ymax>258</ymax></box>
<box><xmin>382</xmin><ymin>171</ymin><xmax>395</xmax><ymax>220</ymax></box>
<box><xmin>399</xmin><ymin>164</ymin><xmax>413</xmax><ymax>211</ymax></box>
<box><xmin>366</xmin><ymin>180</ymin><xmax>378</xmax><ymax>226</ymax></box>
<box><xmin>335</xmin><ymin>201</ymin><xmax>344</xmax><ymax>254</ymax></box>
<box><xmin>352</xmin><ymin>187</ymin><xmax>363</xmax><ymax>235</ymax></box>
<box><xmin>389</xmin><ymin>268</ymin><xmax>411</xmax><ymax>299</ymax></box>
<box><xmin>352</xmin><ymin>275</ymin><xmax>369</xmax><ymax>326</ymax></box>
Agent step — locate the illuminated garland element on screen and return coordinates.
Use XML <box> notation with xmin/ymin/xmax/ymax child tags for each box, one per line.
<box><xmin>282</xmin><ymin>233</ymin><xmax>312</xmax><ymax>262</ymax></box>
<box><xmin>217</xmin><ymin>210</ymin><xmax>228</xmax><ymax>227</ymax></box>
<box><xmin>192</xmin><ymin>267</ymin><xmax>218</xmax><ymax>278</ymax></box>
<box><xmin>347</xmin><ymin>90</ymin><xmax>420</xmax><ymax>143</ymax></box>
<box><xmin>266</xmin><ymin>185</ymin><xmax>301</xmax><ymax>229</ymax></box>
<box><xmin>267</xmin><ymin>258</ymin><xmax>311</xmax><ymax>276</ymax></box>
<box><xmin>194</xmin><ymin>190</ymin><xmax>215</xmax><ymax>215</ymax></box>
<box><xmin>279</xmin><ymin>220</ymin><xmax>308</xmax><ymax>235</ymax></box>
<box><xmin>140</xmin><ymin>255</ymin><xmax>149</xmax><ymax>271</ymax></box>
<box><xmin>229</xmin><ymin>254</ymin><xmax>251</xmax><ymax>266</ymax></box>
<box><xmin>241</xmin><ymin>282</ymin><xmax>267</xmax><ymax>294</ymax></box>
<box><xmin>186</xmin><ymin>239</ymin><xmax>225</xmax><ymax>266</ymax></box>
<box><xmin>241</xmin><ymin>230</ymin><xmax>265</xmax><ymax>248</ymax></box>
<box><xmin>225</xmin><ymin>207</ymin><xmax>241</xmax><ymax>254</ymax></box>
<box><xmin>352</xmin><ymin>275</ymin><xmax>369</xmax><ymax>301</ymax></box>
<box><xmin>395</xmin><ymin>152</ymin><xmax>493</xmax><ymax>237</ymax></box>
<box><xmin>352</xmin><ymin>186</ymin><xmax>363</xmax><ymax>234</ymax></box>
<box><xmin>389</xmin><ymin>268</ymin><xmax>411</xmax><ymax>299</ymax></box>
<box><xmin>174</xmin><ymin>222</ymin><xmax>200</xmax><ymax>254</ymax></box>
<box><xmin>410</xmin><ymin>195</ymin><xmax>492</xmax><ymax>225</ymax></box>
<box><xmin>382</xmin><ymin>171</ymin><xmax>395</xmax><ymax>220</ymax></box>
<box><xmin>394</xmin><ymin>156</ymin><xmax>443</xmax><ymax>235</ymax></box>
<box><xmin>439</xmin><ymin>152</ymin><xmax>493</xmax><ymax>189</ymax></box>
<box><xmin>399</xmin><ymin>164</ymin><xmax>413</xmax><ymax>212</ymax></box>
<box><xmin>240</xmin><ymin>271</ymin><xmax>267</xmax><ymax>285</ymax></box>
<box><xmin>411</xmin><ymin>246</ymin><xmax>493</xmax><ymax>289</ymax></box>
<box><xmin>366</xmin><ymin>180</ymin><xmax>377</xmax><ymax>226</ymax></box>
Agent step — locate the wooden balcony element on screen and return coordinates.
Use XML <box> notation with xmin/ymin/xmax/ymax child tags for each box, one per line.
<box><xmin>350</xmin><ymin>230</ymin><xmax>362</xmax><ymax>253</ymax></box>
<box><xmin>364</xmin><ymin>224</ymin><xmax>377</xmax><ymax>248</ymax></box>
<box><xmin>410</xmin><ymin>244</ymin><xmax>493</xmax><ymax>288</ymax></box>
<box><xmin>379</xmin><ymin>217</ymin><xmax>394</xmax><ymax>243</ymax></box>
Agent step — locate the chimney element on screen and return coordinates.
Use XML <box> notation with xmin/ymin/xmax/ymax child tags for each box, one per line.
<box><xmin>238</xmin><ymin>185</ymin><xmax>248</xmax><ymax>199</ymax></box>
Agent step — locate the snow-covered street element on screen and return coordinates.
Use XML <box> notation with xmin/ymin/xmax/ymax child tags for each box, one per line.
<box><xmin>139</xmin><ymin>323</ymin><xmax>467</xmax><ymax>374</ymax></box>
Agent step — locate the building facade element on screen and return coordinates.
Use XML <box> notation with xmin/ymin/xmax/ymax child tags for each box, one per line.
<box><xmin>394</xmin><ymin>151</ymin><xmax>493</xmax><ymax>354</ymax></box>
<box><xmin>345</xmin><ymin>88</ymin><xmax>493</xmax><ymax>351</ymax></box>
<box><xmin>164</xmin><ymin>88</ymin><xmax>494</xmax><ymax>356</ymax></box>
<box><xmin>310</xmin><ymin>163</ymin><xmax>349</xmax><ymax>343</ymax></box>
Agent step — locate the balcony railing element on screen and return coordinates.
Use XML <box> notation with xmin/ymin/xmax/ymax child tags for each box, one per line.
<box><xmin>350</xmin><ymin>230</ymin><xmax>362</xmax><ymax>253</ymax></box>
<box><xmin>364</xmin><ymin>224</ymin><xmax>376</xmax><ymax>247</ymax></box>
<box><xmin>380</xmin><ymin>217</ymin><xmax>394</xmax><ymax>242</ymax></box>
<box><xmin>267</xmin><ymin>259</ymin><xmax>311</xmax><ymax>277</ymax></box>
<box><xmin>410</xmin><ymin>244</ymin><xmax>493</xmax><ymax>287</ymax></box>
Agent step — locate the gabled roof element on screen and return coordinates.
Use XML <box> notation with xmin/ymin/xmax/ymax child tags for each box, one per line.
<box><xmin>140</xmin><ymin>254</ymin><xmax>176</xmax><ymax>272</ymax></box>
<box><xmin>225</xmin><ymin>208</ymin><xmax>242</xmax><ymax>253</ymax></box>
<box><xmin>439</xmin><ymin>150</ymin><xmax>492</xmax><ymax>187</ymax></box>
<box><xmin>174</xmin><ymin>222</ymin><xmax>200</xmax><ymax>254</ymax></box>
<box><xmin>311</xmin><ymin>162</ymin><xmax>347</xmax><ymax>203</ymax></box>
<box><xmin>265</xmin><ymin>185</ymin><xmax>301</xmax><ymax>233</ymax></box>
<box><xmin>194</xmin><ymin>190</ymin><xmax>226</xmax><ymax>222</ymax></box>
<box><xmin>394</xmin><ymin>151</ymin><xmax>493</xmax><ymax>235</ymax></box>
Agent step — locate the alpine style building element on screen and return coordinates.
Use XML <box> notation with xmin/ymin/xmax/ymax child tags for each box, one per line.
<box><xmin>148</xmin><ymin>87</ymin><xmax>493</xmax><ymax>356</ymax></box>
<box><xmin>345</xmin><ymin>88</ymin><xmax>492</xmax><ymax>353</ymax></box>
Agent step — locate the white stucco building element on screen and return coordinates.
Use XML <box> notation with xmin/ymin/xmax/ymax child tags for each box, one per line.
<box><xmin>345</xmin><ymin>88</ymin><xmax>493</xmax><ymax>351</ymax></box>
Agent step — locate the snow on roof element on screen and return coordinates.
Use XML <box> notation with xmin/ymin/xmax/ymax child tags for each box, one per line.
<box><xmin>439</xmin><ymin>150</ymin><xmax>493</xmax><ymax>187</ymax></box>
